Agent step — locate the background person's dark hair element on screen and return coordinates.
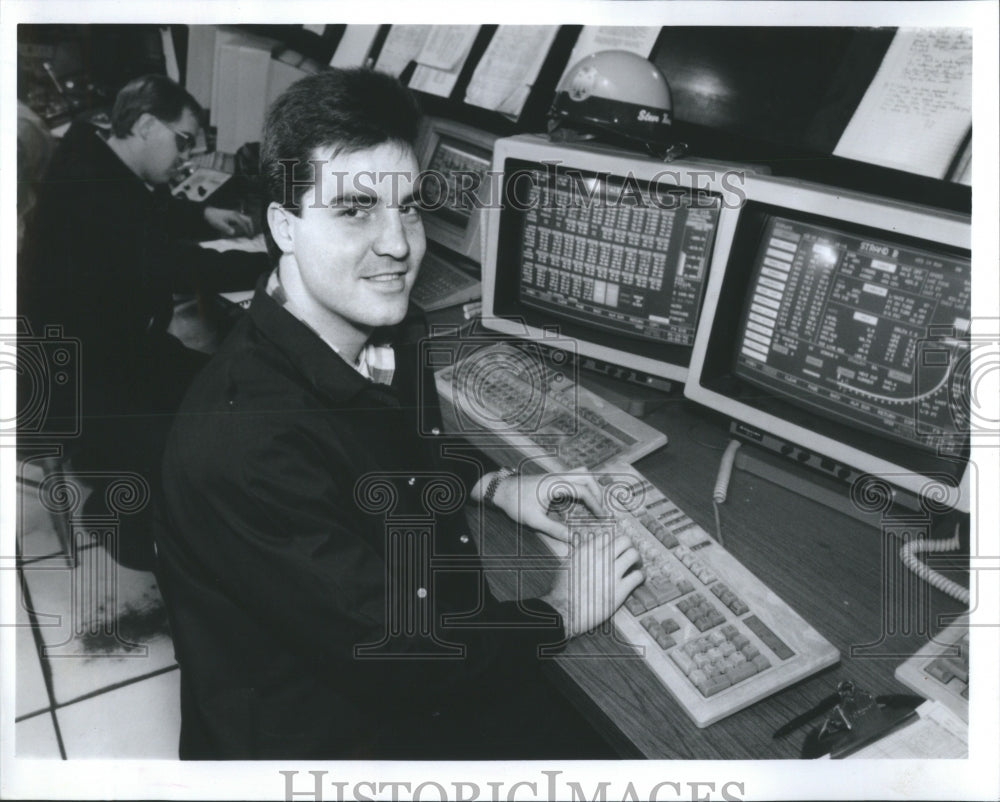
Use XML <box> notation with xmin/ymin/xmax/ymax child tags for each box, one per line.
<box><xmin>260</xmin><ymin>68</ymin><xmax>423</xmax><ymax>263</ymax></box>
<box><xmin>110</xmin><ymin>74</ymin><xmax>203</xmax><ymax>139</ymax></box>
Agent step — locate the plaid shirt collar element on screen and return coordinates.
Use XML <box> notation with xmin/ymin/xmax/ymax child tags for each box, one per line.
<box><xmin>265</xmin><ymin>269</ymin><xmax>395</xmax><ymax>386</ymax></box>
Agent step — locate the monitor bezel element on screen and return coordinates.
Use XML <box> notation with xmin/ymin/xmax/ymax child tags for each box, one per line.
<box><xmin>685</xmin><ymin>173</ymin><xmax>972</xmax><ymax>511</ymax></box>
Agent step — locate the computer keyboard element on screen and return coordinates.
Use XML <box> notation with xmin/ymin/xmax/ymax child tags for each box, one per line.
<box><xmin>895</xmin><ymin>615</ymin><xmax>969</xmax><ymax>723</ymax></box>
<box><xmin>544</xmin><ymin>462</ymin><xmax>841</xmax><ymax>727</ymax></box>
<box><xmin>411</xmin><ymin>249</ymin><xmax>482</xmax><ymax>312</ymax></box>
<box><xmin>433</xmin><ymin>342</ymin><xmax>667</xmax><ymax>472</ymax></box>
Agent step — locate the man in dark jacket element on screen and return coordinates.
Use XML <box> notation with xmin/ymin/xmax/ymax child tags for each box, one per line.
<box><xmin>155</xmin><ymin>68</ymin><xmax>644</xmax><ymax>759</ymax></box>
<box><xmin>20</xmin><ymin>74</ymin><xmax>268</xmax><ymax>568</ymax></box>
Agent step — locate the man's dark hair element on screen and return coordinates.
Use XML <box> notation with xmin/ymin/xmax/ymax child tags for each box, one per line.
<box><xmin>260</xmin><ymin>68</ymin><xmax>423</xmax><ymax>262</ymax></box>
<box><xmin>110</xmin><ymin>74</ymin><xmax>203</xmax><ymax>138</ymax></box>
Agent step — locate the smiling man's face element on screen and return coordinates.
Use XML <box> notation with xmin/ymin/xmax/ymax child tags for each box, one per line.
<box><xmin>271</xmin><ymin>141</ymin><xmax>425</xmax><ymax>352</ymax></box>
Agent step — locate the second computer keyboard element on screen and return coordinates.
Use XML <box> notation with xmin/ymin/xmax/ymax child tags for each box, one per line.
<box><xmin>545</xmin><ymin>461</ymin><xmax>841</xmax><ymax>727</ymax></box>
<box><xmin>895</xmin><ymin>615</ymin><xmax>969</xmax><ymax>723</ymax></box>
<box><xmin>411</xmin><ymin>249</ymin><xmax>482</xmax><ymax>312</ymax></box>
<box><xmin>433</xmin><ymin>342</ymin><xmax>668</xmax><ymax>471</ymax></box>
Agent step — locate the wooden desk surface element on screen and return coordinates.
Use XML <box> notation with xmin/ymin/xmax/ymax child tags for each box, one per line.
<box><xmin>468</xmin><ymin>392</ymin><xmax>969</xmax><ymax>759</ymax></box>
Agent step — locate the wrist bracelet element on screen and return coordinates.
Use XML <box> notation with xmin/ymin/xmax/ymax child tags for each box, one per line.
<box><xmin>483</xmin><ymin>467</ymin><xmax>516</xmax><ymax>506</ymax></box>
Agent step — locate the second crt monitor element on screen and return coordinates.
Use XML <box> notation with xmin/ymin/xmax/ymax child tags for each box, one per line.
<box><xmin>415</xmin><ymin>116</ymin><xmax>496</xmax><ymax>265</ymax></box>
<box><xmin>685</xmin><ymin>172</ymin><xmax>971</xmax><ymax>512</ymax></box>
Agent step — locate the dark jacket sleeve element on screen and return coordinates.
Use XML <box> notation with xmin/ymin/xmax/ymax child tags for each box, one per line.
<box><xmin>165</xmin><ymin>195</ymin><xmax>213</xmax><ymax>239</ymax></box>
<box><xmin>161</xmin><ymin>195</ymin><xmax>269</xmax><ymax>293</ymax></box>
<box><xmin>166</xmin><ymin>240</ymin><xmax>269</xmax><ymax>294</ymax></box>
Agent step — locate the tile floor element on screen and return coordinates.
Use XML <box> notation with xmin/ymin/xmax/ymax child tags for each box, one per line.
<box><xmin>14</xmin><ymin>454</ymin><xmax>182</xmax><ymax>759</ymax></box>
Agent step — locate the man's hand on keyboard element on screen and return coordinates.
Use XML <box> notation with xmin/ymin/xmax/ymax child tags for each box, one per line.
<box><xmin>203</xmin><ymin>206</ymin><xmax>255</xmax><ymax>237</ymax></box>
<box><xmin>543</xmin><ymin>531</ymin><xmax>644</xmax><ymax>638</ymax></box>
<box><xmin>486</xmin><ymin>471</ymin><xmax>608</xmax><ymax>543</ymax></box>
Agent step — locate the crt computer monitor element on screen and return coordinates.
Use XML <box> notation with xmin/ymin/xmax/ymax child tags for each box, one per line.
<box><xmin>415</xmin><ymin>116</ymin><xmax>497</xmax><ymax>267</ymax></box>
<box><xmin>685</xmin><ymin>173</ymin><xmax>972</xmax><ymax>512</ymax></box>
<box><xmin>480</xmin><ymin>134</ymin><xmax>748</xmax><ymax>386</ymax></box>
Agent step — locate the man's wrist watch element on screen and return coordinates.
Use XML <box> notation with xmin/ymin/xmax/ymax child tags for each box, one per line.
<box><xmin>483</xmin><ymin>467</ymin><xmax>517</xmax><ymax>506</ymax></box>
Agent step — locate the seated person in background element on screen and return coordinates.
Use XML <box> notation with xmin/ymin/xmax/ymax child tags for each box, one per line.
<box><xmin>16</xmin><ymin>100</ymin><xmax>55</xmax><ymax>255</ymax></box>
<box><xmin>19</xmin><ymin>74</ymin><xmax>268</xmax><ymax>569</ymax></box>
<box><xmin>155</xmin><ymin>68</ymin><xmax>644</xmax><ymax>759</ymax></box>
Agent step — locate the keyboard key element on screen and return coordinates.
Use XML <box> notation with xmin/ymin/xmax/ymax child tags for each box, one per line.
<box><xmin>938</xmin><ymin>657</ymin><xmax>969</xmax><ymax>684</ymax></box>
<box><xmin>632</xmin><ymin>585</ymin><xmax>659</xmax><ymax>611</ymax></box>
<box><xmin>671</xmin><ymin>650</ymin><xmax>696</xmax><ymax>676</ymax></box>
<box><xmin>924</xmin><ymin>662</ymin><xmax>954</xmax><ymax>684</ymax></box>
<box><xmin>728</xmin><ymin>661</ymin><xmax>759</xmax><ymax>684</ymax></box>
<box><xmin>698</xmin><ymin>674</ymin><xmax>732</xmax><ymax>697</ymax></box>
<box><xmin>650</xmin><ymin>580</ymin><xmax>682</xmax><ymax>606</ymax></box>
<box><xmin>624</xmin><ymin>596</ymin><xmax>646</xmax><ymax>616</ymax></box>
<box><xmin>729</xmin><ymin>598</ymin><xmax>750</xmax><ymax>616</ymax></box>
<box><xmin>659</xmin><ymin>511</ymin><xmax>686</xmax><ymax>527</ymax></box>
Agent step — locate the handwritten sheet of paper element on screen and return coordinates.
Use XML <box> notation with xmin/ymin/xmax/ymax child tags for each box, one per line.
<box><xmin>409</xmin><ymin>26</ymin><xmax>480</xmax><ymax>98</ymax></box>
<box><xmin>416</xmin><ymin>26</ymin><xmax>480</xmax><ymax>71</ymax></box>
<box><xmin>374</xmin><ymin>25</ymin><xmax>432</xmax><ymax>78</ymax></box>
<box><xmin>329</xmin><ymin>25</ymin><xmax>380</xmax><ymax>68</ymax></box>
<box><xmin>409</xmin><ymin>64</ymin><xmax>462</xmax><ymax>98</ymax></box>
<box><xmin>558</xmin><ymin>26</ymin><xmax>661</xmax><ymax>84</ymax></box>
<box><xmin>834</xmin><ymin>28</ymin><xmax>972</xmax><ymax>179</ymax></box>
<box><xmin>465</xmin><ymin>26</ymin><xmax>559</xmax><ymax>118</ymax></box>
